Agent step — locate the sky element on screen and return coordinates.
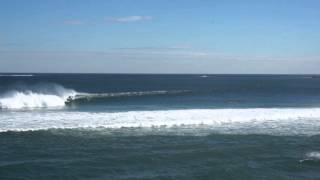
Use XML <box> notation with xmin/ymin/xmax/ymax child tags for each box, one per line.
<box><xmin>0</xmin><ymin>0</ymin><xmax>319</xmax><ymax>74</ymax></box>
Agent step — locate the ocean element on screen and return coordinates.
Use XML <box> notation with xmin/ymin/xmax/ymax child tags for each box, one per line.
<box><xmin>1</xmin><ymin>73</ymin><xmax>320</xmax><ymax>179</ymax></box>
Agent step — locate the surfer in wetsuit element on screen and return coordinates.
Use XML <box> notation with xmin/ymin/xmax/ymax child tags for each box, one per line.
<box><xmin>65</xmin><ymin>96</ymin><xmax>74</xmax><ymax>105</ymax></box>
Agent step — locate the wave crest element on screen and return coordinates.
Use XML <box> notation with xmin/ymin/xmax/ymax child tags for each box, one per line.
<box><xmin>0</xmin><ymin>84</ymin><xmax>76</xmax><ymax>109</ymax></box>
<box><xmin>69</xmin><ymin>90</ymin><xmax>190</xmax><ymax>103</ymax></box>
<box><xmin>300</xmin><ymin>152</ymin><xmax>320</xmax><ymax>162</ymax></box>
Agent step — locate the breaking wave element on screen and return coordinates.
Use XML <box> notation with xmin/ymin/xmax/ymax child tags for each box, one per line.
<box><xmin>0</xmin><ymin>83</ymin><xmax>190</xmax><ymax>109</ymax></box>
<box><xmin>300</xmin><ymin>152</ymin><xmax>320</xmax><ymax>162</ymax></box>
<box><xmin>0</xmin><ymin>84</ymin><xmax>76</xmax><ymax>109</ymax></box>
<box><xmin>1</xmin><ymin>108</ymin><xmax>320</xmax><ymax>135</ymax></box>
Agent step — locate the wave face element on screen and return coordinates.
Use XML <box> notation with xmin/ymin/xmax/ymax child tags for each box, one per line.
<box><xmin>69</xmin><ymin>90</ymin><xmax>190</xmax><ymax>104</ymax></box>
<box><xmin>75</xmin><ymin>90</ymin><xmax>189</xmax><ymax>99</ymax></box>
<box><xmin>1</xmin><ymin>108</ymin><xmax>320</xmax><ymax>135</ymax></box>
<box><xmin>0</xmin><ymin>84</ymin><xmax>76</xmax><ymax>109</ymax></box>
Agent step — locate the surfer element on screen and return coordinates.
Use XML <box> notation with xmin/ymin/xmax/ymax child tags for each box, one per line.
<box><xmin>65</xmin><ymin>96</ymin><xmax>74</xmax><ymax>105</ymax></box>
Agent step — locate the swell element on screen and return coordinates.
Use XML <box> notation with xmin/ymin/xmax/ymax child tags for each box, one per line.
<box><xmin>67</xmin><ymin>90</ymin><xmax>191</xmax><ymax>105</ymax></box>
<box><xmin>1</xmin><ymin>108</ymin><xmax>320</xmax><ymax>135</ymax></box>
<box><xmin>0</xmin><ymin>74</ymin><xmax>34</xmax><ymax>77</ymax></box>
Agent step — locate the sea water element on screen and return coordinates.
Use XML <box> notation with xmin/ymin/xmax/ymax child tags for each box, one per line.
<box><xmin>1</xmin><ymin>74</ymin><xmax>320</xmax><ymax>179</ymax></box>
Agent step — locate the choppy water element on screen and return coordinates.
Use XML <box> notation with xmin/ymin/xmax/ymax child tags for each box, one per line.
<box><xmin>1</xmin><ymin>74</ymin><xmax>320</xmax><ymax>179</ymax></box>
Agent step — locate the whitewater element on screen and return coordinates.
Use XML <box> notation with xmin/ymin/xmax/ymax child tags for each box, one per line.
<box><xmin>0</xmin><ymin>87</ymin><xmax>76</xmax><ymax>109</ymax></box>
<box><xmin>1</xmin><ymin>108</ymin><xmax>320</xmax><ymax>135</ymax></box>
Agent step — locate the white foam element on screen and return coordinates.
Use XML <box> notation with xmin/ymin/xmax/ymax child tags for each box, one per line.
<box><xmin>306</xmin><ymin>152</ymin><xmax>320</xmax><ymax>159</ymax></box>
<box><xmin>1</xmin><ymin>108</ymin><xmax>320</xmax><ymax>135</ymax></box>
<box><xmin>0</xmin><ymin>85</ymin><xmax>76</xmax><ymax>109</ymax></box>
<box><xmin>0</xmin><ymin>91</ymin><xmax>67</xmax><ymax>109</ymax></box>
<box><xmin>300</xmin><ymin>151</ymin><xmax>320</xmax><ymax>162</ymax></box>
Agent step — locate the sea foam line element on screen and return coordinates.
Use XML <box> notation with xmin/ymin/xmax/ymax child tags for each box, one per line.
<box><xmin>1</xmin><ymin>108</ymin><xmax>320</xmax><ymax>135</ymax></box>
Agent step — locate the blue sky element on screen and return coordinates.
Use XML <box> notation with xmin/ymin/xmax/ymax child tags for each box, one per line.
<box><xmin>0</xmin><ymin>0</ymin><xmax>319</xmax><ymax>73</ymax></box>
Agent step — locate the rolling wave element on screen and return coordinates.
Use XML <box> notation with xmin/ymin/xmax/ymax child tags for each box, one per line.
<box><xmin>0</xmin><ymin>83</ymin><xmax>190</xmax><ymax>109</ymax></box>
<box><xmin>0</xmin><ymin>84</ymin><xmax>76</xmax><ymax>109</ymax></box>
<box><xmin>1</xmin><ymin>108</ymin><xmax>320</xmax><ymax>135</ymax></box>
<box><xmin>300</xmin><ymin>152</ymin><xmax>320</xmax><ymax>162</ymax></box>
<box><xmin>68</xmin><ymin>90</ymin><xmax>190</xmax><ymax>104</ymax></box>
<box><xmin>0</xmin><ymin>91</ymin><xmax>75</xmax><ymax>109</ymax></box>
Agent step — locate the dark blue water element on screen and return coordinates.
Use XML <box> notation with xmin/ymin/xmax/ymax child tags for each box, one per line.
<box><xmin>1</xmin><ymin>74</ymin><xmax>320</xmax><ymax>179</ymax></box>
<box><xmin>1</xmin><ymin>74</ymin><xmax>320</xmax><ymax>110</ymax></box>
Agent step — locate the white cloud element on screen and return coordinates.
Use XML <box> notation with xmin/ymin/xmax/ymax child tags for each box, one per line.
<box><xmin>106</xmin><ymin>16</ymin><xmax>153</xmax><ymax>23</ymax></box>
